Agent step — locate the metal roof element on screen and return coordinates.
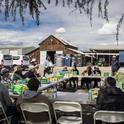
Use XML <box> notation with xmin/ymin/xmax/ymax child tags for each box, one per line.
<box><xmin>54</xmin><ymin>35</ymin><xmax>76</xmax><ymax>47</ymax></box>
<box><xmin>90</xmin><ymin>45</ymin><xmax>124</xmax><ymax>51</ymax></box>
<box><xmin>39</xmin><ymin>35</ymin><xmax>77</xmax><ymax>49</ymax></box>
<box><xmin>85</xmin><ymin>52</ymin><xmax>119</xmax><ymax>55</ymax></box>
<box><xmin>67</xmin><ymin>48</ymin><xmax>84</xmax><ymax>55</ymax></box>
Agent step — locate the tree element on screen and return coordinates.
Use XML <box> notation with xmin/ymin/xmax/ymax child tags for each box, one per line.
<box><xmin>0</xmin><ymin>0</ymin><xmax>123</xmax><ymax>43</ymax></box>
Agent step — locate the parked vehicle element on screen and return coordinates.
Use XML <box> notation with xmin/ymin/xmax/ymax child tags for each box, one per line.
<box><xmin>0</xmin><ymin>54</ymin><xmax>13</xmax><ymax>67</ymax></box>
<box><xmin>12</xmin><ymin>55</ymin><xmax>30</xmax><ymax>67</ymax></box>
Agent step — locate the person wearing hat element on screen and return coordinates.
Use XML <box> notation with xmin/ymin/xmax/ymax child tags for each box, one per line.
<box><xmin>23</xmin><ymin>65</ymin><xmax>37</xmax><ymax>79</ymax></box>
<box><xmin>13</xmin><ymin>66</ymin><xmax>25</xmax><ymax>81</ymax></box>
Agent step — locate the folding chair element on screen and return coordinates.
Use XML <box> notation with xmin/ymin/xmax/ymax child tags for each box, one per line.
<box><xmin>0</xmin><ymin>101</ymin><xmax>11</xmax><ymax>124</ymax></box>
<box><xmin>20</xmin><ymin>102</ymin><xmax>52</xmax><ymax>124</ymax></box>
<box><xmin>53</xmin><ymin>101</ymin><xmax>83</xmax><ymax>124</ymax></box>
<box><xmin>94</xmin><ymin>110</ymin><xmax>124</xmax><ymax>124</ymax></box>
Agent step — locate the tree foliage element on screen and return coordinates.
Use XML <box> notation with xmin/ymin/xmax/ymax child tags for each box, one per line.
<box><xmin>0</xmin><ymin>0</ymin><xmax>47</xmax><ymax>25</ymax></box>
<box><xmin>0</xmin><ymin>0</ymin><xmax>123</xmax><ymax>43</ymax></box>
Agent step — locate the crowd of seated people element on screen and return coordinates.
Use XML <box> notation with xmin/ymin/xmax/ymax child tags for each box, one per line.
<box><xmin>1</xmin><ymin>63</ymin><xmax>124</xmax><ymax>124</ymax></box>
<box><xmin>81</xmin><ymin>65</ymin><xmax>101</xmax><ymax>89</ymax></box>
<box><xmin>12</xmin><ymin>65</ymin><xmax>40</xmax><ymax>81</ymax></box>
<box><xmin>59</xmin><ymin>64</ymin><xmax>102</xmax><ymax>90</ymax></box>
<box><xmin>1</xmin><ymin>62</ymin><xmax>124</xmax><ymax>124</ymax></box>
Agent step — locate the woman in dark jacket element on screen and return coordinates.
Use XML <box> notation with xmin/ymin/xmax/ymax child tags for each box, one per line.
<box><xmin>81</xmin><ymin>65</ymin><xmax>93</xmax><ymax>89</ymax></box>
<box><xmin>96</xmin><ymin>77</ymin><xmax>124</xmax><ymax>124</ymax></box>
<box><xmin>96</xmin><ymin>77</ymin><xmax>124</xmax><ymax>111</ymax></box>
<box><xmin>69</xmin><ymin>65</ymin><xmax>79</xmax><ymax>89</ymax></box>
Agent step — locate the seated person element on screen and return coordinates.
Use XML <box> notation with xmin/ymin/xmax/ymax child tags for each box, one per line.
<box><xmin>0</xmin><ymin>76</ymin><xmax>20</xmax><ymax>124</ymax></box>
<box><xmin>96</xmin><ymin>77</ymin><xmax>124</xmax><ymax>124</ymax></box>
<box><xmin>62</xmin><ymin>66</ymin><xmax>68</xmax><ymax>74</ymax></box>
<box><xmin>17</xmin><ymin>78</ymin><xmax>54</xmax><ymax>123</ymax></box>
<box><xmin>96</xmin><ymin>77</ymin><xmax>124</xmax><ymax>111</ymax></box>
<box><xmin>93</xmin><ymin>67</ymin><xmax>101</xmax><ymax>88</ymax></box>
<box><xmin>81</xmin><ymin>65</ymin><xmax>93</xmax><ymax>89</ymax></box>
<box><xmin>1</xmin><ymin>66</ymin><xmax>10</xmax><ymax>81</ymax></box>
<box><xmin>60</xmin><ymin>66</ymin><xmax>69</xmax><ymax>89</ymax></box>
<box><xmin>35</xmin><ymin>65</ymin><xmax>40</xmax><ymax>77</ymax></box>
<box><xmin>93</xmin><ymin>67</ymin><xmax>101</xmax><ymax>76</ymax></box>
<box><xmin>69</xmin><ymin>65</ymin><xmax>79</xmax><ymax>88</ymax></box>
<box><xmin>23</xmin><ymin>66</ymin><xmax>38</xmax><ymax>79</ymax></box>
<box><xmin>96</xmin><ymin>67</ymin><xmax>101</xmax><ymax>75</ymax></box>
<box><xmin>13</xmin><ymin>66</ymin><xmax>25</xmax><ymax>81</ymax></box>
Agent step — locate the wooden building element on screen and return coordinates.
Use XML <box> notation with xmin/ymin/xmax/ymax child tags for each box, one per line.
<box><xmin>27</xmin><ymin>35</ymin><xmax>85</xmax><ymax>65</ymax></box>
<box><xmin>39</xmin><ymin>35</ymin><xmax>78</xmax><ymax>53</ymax></box>
<box><xmin>26</xmin><ymin>47</ymin><xmax>40</xmax><ymax>64</ymax></box>
<box><xmin>39</xmin><ymin>35</ymin><xmax>83</xmax><ymax>63</ymax></box>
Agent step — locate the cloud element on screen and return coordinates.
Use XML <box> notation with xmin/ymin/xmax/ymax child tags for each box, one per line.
<box><xmin>0</xmin><ymin>0</ymin><xmax>124</xmax><ymax>49</ymax></box>
<box><xmin>97</xmin><ymin>22</ymin><xmax>117</xmax><ymax>35</ymax></box>
<box><xmin>56</xmin><ymin>27</ymin><xmax>66</xmax><ymax>33</ymax></box>
<box><xmin>99</xmin><ymin>42</ymin><xmax>109</xmax><ymax>45</ymax></box>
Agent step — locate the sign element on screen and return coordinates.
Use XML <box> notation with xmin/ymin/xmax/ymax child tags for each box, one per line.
<box><xmin>40</xmin><ymin>51</ymin><xmax>47</xmax><ymax>66</ymax></box>
<box><xmin>56</xmin><ymin>51</ymin><xmax>63</xmax><ymax>55</ymax></box>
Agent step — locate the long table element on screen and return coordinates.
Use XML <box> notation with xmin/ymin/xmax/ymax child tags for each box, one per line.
<box><xmin>9</xmin><ymin>75</ymin><xmax>103</xmax><ymax>99</ymax></box>
<box><xmin>9</xmin><ymin>78</ymin><xmax>70</xmax><ymax>99</ymax></box>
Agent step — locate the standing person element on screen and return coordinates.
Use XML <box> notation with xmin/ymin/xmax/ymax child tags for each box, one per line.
<box><xmin>0</xmin><ymin>76</ymin><xmax>20</xmax><ymax>124</ymax></box>
<box><xmin>111</xmin><ymin>56</ymin><xmax>120</xmax><ymax>76</ymax></box>
<box><xmin>43</xmin><ymin>56</ymin><xmax>53</xmax><ymax>76</ymax></box>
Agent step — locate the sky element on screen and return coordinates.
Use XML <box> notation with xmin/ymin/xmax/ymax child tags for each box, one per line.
<box><xmin>0</xmin><ymin>0</ymin><xmax>124</xmax><ymax>50</ymax></box>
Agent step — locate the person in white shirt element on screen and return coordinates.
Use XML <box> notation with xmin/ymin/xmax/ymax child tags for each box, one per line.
<box><xmin>43</xmin><ymin>56</ymin><xmax>53</xmax><ymax>76</ymax></box>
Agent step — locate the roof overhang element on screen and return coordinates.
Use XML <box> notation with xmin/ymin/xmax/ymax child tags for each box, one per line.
<box><xmin>67</xmin><ymin>48</ymin><xmax>84</xmax><ymax>55</ymax></box>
